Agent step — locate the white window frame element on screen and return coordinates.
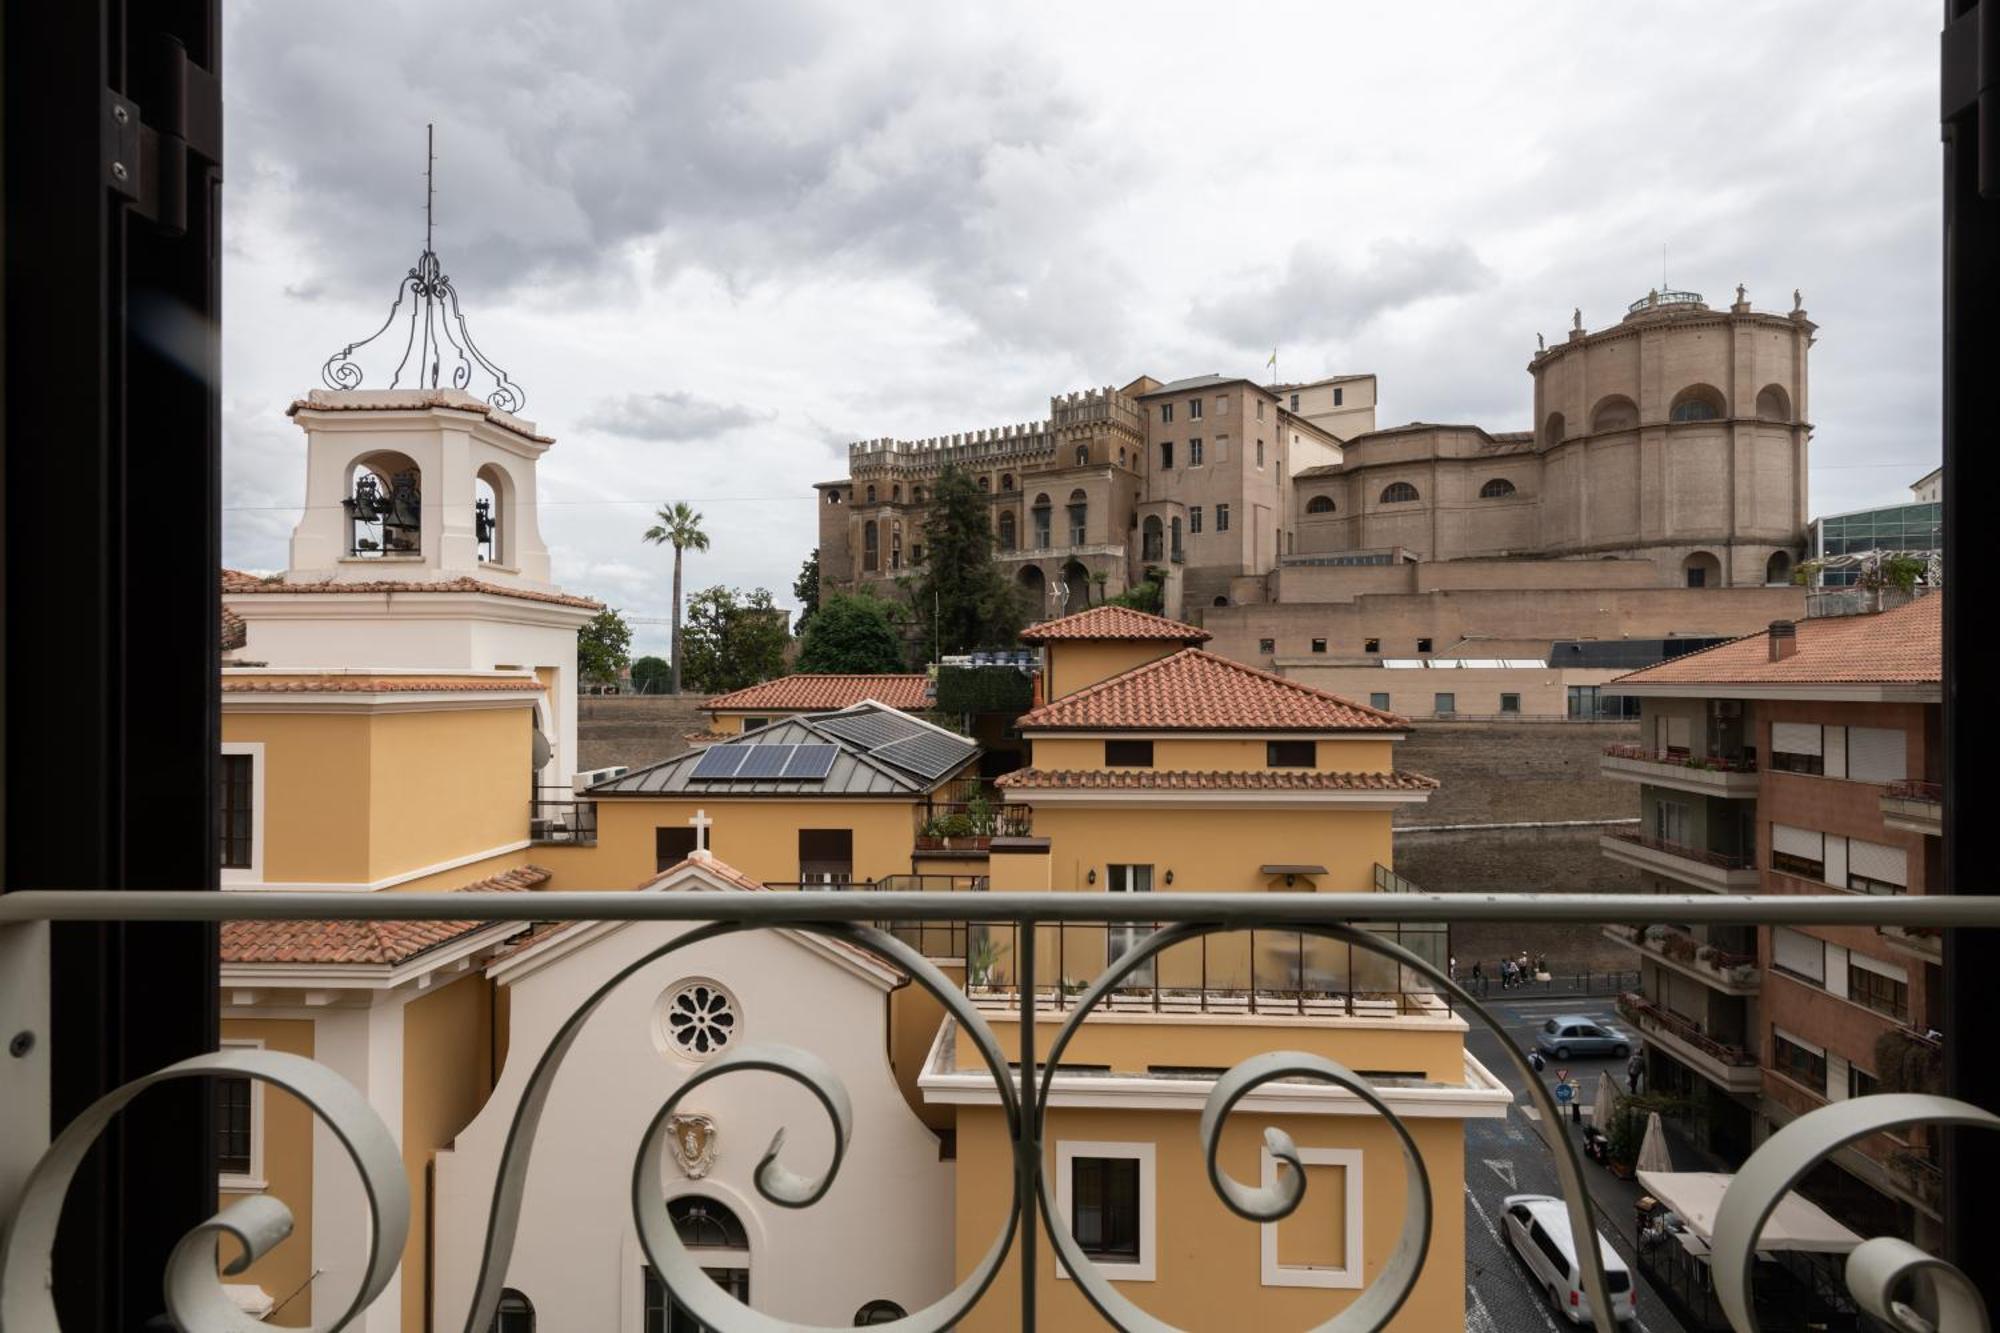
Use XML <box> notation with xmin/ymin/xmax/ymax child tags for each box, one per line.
<box><xmin>1260</xmin><ymin>1145</ymin><xmax>1364</xmax><ymax>1289</ymax></box>
<box><xmin>220</xmin><ymin>741</ymin><xmax>266</xmax><ymax>887</ymax></box>
<box><xmin>1055</xmin><ymin>1140</ymin><xmax>1156</xmax><ymax>1282</ymax></box>
<box><xmin>218</xmin><ymin>1037</ymin><xmax>267</xmax><ymax>1191</ymax></box>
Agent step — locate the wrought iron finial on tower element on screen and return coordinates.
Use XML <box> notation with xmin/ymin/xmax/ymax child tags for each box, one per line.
<box><xmin>320</xmin><ymin>123</ymin><xmax>527</xmax><ymax>413</ymax></box>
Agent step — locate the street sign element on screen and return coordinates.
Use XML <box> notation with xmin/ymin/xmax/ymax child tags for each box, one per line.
<box><xmin>1555</xmin><ymin>1067</ymin><xmax>1570</xmax><ymax>1085</ymax></box>
<box><xmin>1555</xmin><ymin>1082</ymin><xmax>1574</xmax><ymax>1105</ymax></box>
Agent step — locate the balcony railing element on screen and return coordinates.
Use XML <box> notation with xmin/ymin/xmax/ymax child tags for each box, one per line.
<box><xmin>958</xmin><ymin>920</ymin><xmax>1450</xmax><ymax>1017</ymax></box>
<box><xmin>1603</xmin><ymin>923</ymin><xmax>1760</xmax><ymax>992</ymax></box>
<box><xmin>1602</xmin><ymin>743</ymin><xmax>1758</xmax><ymax>773</ymax></box>
<box><xmin>1886</xmin><ymin>779</ymin><xmax>1943</xmax><ymax>802</ymax></box>
<box><xmin>913</xmin><ymin>799</ymin><xmax>1035</xmax><ymax>852</ymax></box>
<box><xmin>3</xmin><ymin>887</ymin><xmax>1996</xmax><ymax>1333</ymax></box>
<box><xmin>529</xmin><ymin>796</ymin><xmax>597</xmax><ymax>845</ymax></box>
<box><xmin>1616</xmin><ymin>990</ymin><xmax>1760</xmax><ymax>1067</ymax></box>
<box><xmin>1602</xmin><ymin>826</ymin><xmax>1756</xmax><ymax>871</ymax></box>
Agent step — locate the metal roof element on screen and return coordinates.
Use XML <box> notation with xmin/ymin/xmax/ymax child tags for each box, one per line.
<box><xmin>588</xmin><ymin>702</ymin><xmax>977</xmax><ymax>798</ymax></box>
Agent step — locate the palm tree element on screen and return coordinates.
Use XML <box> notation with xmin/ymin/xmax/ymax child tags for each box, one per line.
<box><xmin>641</xmin><ymin>502</ymin><xmax>710</xmax><ymax>695</ymax></box>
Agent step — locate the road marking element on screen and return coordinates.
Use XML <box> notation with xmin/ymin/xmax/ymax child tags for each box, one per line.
<box><xmin>1465</xmin><ymin>1282</ymin><xmax>1501</xmax><ymax>1333</ymax></box>
<box><xmin>1484</xmin><ymin>1158</ymin><xmax>1518</xmax><ymax>1189</ymax></box>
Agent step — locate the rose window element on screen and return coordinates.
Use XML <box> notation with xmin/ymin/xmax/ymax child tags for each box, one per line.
<box><xmin>665</xmin><ymin>981</ymin><xmax>737</xmax><ymax>1057</ymax></box>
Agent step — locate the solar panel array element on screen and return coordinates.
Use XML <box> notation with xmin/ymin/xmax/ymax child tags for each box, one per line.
<box><xmin>684</xmin><ymin>708</ymin><xmax>972</xmax><ymax>788</ymax></box>
<box><xmin>687</xmin><ymin>741</ymin><xmax>841</xmax><ymax>784</ymax></box>
<box><xmin>871</xmin><ymin>731</ymin><xmax>975</xmax><ymax>782</ymax></box>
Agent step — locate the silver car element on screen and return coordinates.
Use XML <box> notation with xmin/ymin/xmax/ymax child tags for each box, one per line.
<box><xmin>1535</xmin><ymin>1015</ymin><xmax>1631</xmax><ymax>1061</ymax></box>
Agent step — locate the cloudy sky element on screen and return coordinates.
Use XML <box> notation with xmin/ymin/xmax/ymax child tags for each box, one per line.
<box><xmin>222</xmin><ymin>2</ymin><xmax>1941</xmax><ymax>657</ymax></box>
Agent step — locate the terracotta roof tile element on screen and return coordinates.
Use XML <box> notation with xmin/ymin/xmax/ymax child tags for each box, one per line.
<box><xmin>996</xmin><ymin>767</ymin><xmax>1437</xmax><ymax>792</ymax></box>
<box><xmin>287</xmin><ymin>388</ymin><xmax>553</xmax><ymax>443</ymax></box>
<box><xmin>221</xmin><ymin>603</ymin><xmax>247</xmax><ymax>652</ymax></box>
<box><xmin>704</xmin><ymin>674</ymin><xmax>930</xmax><ymax>712</ymax></box>
<box><xmin>222</xmin><ymin>675</ymin><xmax>543</xmax><ymax>694</ymax></box>
<box><xmin>1613</xmin><ymin>595</ymin><xmax>1940</xmax><ymax>687</ymax></box>
<box><xmin>221</xmin><ymin>865</ymin><xmax>551</xmax><ymax>965</ymax></box>
<box><xmin>1018</xmin><ymin>649</ymin><xmax>1405</xmax><ymax>731</ymax></box>
<box><xmin>1017</xmin><ymin>606</ymin><xmax>1211</xmax><ymax>644</ymax></box>
<box><xmin>227</xmin><ymin>575</ymin><xmax>601</xmax><ymax>610</ymax></box>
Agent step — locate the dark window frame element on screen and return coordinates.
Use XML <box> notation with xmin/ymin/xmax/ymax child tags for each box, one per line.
<box><xmin>1070</xmin><ymin>1156</ymin><xmax>1142</xmax><ymax>1262</ymax></box>
<box><xmin>1104</xmin><ymin>740</ymin><xmax>1155</xmax><ymax>768</ymax></box>
<box><xmin>220</xmin><ymin>752</ymin><xmax>255</xmax><ymax>869</ymax></box>
<box><xmin>1266</xmin><ymin>740</ymin><xmax>1316</xmax><ymax>768</ymax></box>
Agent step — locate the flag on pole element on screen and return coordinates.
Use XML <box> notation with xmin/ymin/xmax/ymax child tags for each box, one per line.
<box><xmin>1267</xmin><ymin>348</ymin><xmax>1277</xmax><ymax>368</ymax></box>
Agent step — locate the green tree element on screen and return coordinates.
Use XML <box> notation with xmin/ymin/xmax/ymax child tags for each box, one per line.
<box><xmin>1106</xmin><ymin>570</ymin><xmax>1165</xmax><ymax>614</ymax></box>
<box><xmin>797</xmin><ymin>592</ymin><xmax>906</xmax><ymax>673</ymax></box>
<box><xmin>641</xmin><ymin>501</ymin><xmax>710</xmax><ymax>695</ymax></box>
<box><xmin>630</xmin><ymin>654</ymin><xmax>672</xmax><ymax>694</ymax></box>
<box><xmin>793</xmin><ymin>549</ymin><xmax>822</xmax><ymax>638</ymax></box>
<box><xmin>578</xmin><ymin>608</ymin><xmax>633</xmax><ymax>688</ymax></box>
<box><xmin>912</xmin><ymin>464</ymin><xmax>1021</xmax><ymax>660</ymax></box>
<box><xmin>680</xmin><ymin>586</ymin><xmax>792</xmax><ymax>693</ymax></box>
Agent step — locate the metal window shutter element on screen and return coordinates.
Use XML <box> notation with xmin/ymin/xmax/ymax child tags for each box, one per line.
<box><xmin>1666</xmin><ymin>716</ymin><xmax>1691</xmax><ymax>749</ymax></box>
<box><xmin>1850</xmin><ymin>951</ymin><xmax>1909</xmax><ymax>984</ymax></box>
<box><xmin>1847</xmin><ymin>727</ymin><xmax>1908</xmax><ymax>784</ymax></box>
<box><xmin>1773</xmin><ymin>927</ymin><xmax>1825</xmax><ymax>982</ymax></box>
<box><xmin>1772</xmin><ymin>823</ymin><xmax>1823</xmax><ymax>858</ymax></box>
<box><xmin>1774</xmin><ymin>1024</ymin><xmax>1826</xmax><ymax>1057</ymax></box>
<box><xmin>1771</xmin><ymin>722</ymin><xmax>1822</xmax><ymax>756</ymax></box>
<box><xmin>1849</xmin><ymin>839</ymin><xmax>1908</xmax><ymax>887</ymax></box>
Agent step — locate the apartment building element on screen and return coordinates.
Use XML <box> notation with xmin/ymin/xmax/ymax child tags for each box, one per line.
<box><xmin>1600</xmin><ymin>595</ymin><xmax>1943</xmax><ymax>1248</ymax></box>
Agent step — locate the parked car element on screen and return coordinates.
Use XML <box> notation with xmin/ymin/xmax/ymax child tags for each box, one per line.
<box><xmin>1534</xmin><ymin>1015</ymin><xmax>1631</xmax><ymax>1061</ymax></box>
<box><xmin>1501</xmin><ymin>1194</ymin><xmax>1639</xmax><ymax>1325</ymax></box>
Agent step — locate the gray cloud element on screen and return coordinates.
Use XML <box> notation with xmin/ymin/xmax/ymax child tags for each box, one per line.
<box><xmin>1193</xmin><ymin>239</ymin><xmax>1495</xmax><ymax>350</ymax></box>
<box><xmin>584</xmin><ymin>391</ymin><xmax>771</xmax><ymax>441</ymax></box>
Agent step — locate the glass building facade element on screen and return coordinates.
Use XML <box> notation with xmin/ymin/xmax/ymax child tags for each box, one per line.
<box><xmin>1810</xmin><ymin>501</ymin><xmax>1942</xmax><ymax>586</ymax></box>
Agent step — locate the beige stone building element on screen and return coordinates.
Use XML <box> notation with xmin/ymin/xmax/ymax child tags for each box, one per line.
<box><xmin>818</xmin><ymin>285</ymin><xmax>1814</xmax><ymax>672</ymax></box>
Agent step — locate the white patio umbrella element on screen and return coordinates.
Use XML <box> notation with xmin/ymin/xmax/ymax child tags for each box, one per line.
<box><xmin>1636</xmin><ymin>1110</ymin><xmax>1674</xmax><ymax>1174</ymax></box>
<box><xmin>1593</xmin><ymin>1071</ymin><xmax>1617</xmax><ymax>1129</ymax></box>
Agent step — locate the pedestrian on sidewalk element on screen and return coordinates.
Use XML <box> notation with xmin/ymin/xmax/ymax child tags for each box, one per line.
<box><xmin>1500</xmin><ymin>957</ymin><xmax>1515</xmax><ymax>990</ymax></box>
<box><xmin>1627</xmin><ymin>1050</ymin><xmax>1644</xmax><ymax>1095</ymax></box>
<box><xmin>1470</xmin><ymin>960</ymin><xmax>1484</xmax><ymax>994</ymax></box>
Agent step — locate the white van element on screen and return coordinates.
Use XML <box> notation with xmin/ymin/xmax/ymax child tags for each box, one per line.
<box><xmin>1501</xmin><ymin>1193</ymin><xmax>1639</xmax><ymax>1325</ymax></box>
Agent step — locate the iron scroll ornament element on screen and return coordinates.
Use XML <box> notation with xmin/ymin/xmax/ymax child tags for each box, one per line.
<box><xmin>320</xmin><ymin>248</ymin><xmax>526</xmax><ymax>414</ymax></box>
<box><xmin>2</xmin><ymin>910</ymin><xmax>1995</xmax><ymax>1331</ymax></box>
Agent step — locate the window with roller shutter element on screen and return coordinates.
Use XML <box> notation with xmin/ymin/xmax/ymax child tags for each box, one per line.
<box><xmin>1773</xmin><ymin>926</ymin><xmax>1826</xmax><ymax>983</ymax></box>
<box><xmin>1770</xmin><ymin>722</ymin><xmax>1824</xmax><ymax>775</ymax></box>
<box><xmin>1771</xmin><ymin>823</ymin><xmax>1825</xmax><ymax>878</ymax></box>
<box><xmin>1847</xmin><ymin>839</ymin><xmax>1908</xmax><ymax>895</ymax></box>
<box><xmin>1847</xmin><ymin>726</ymin><xmax>1908</xmax><ymax>784</ymax></box>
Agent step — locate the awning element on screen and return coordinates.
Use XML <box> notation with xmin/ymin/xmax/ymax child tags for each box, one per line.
<box><xmin>1260</xmin><ymin>864</ymin><xmax>1328</xmax><ymax>876</ymax></box>
<box><xmin>1636</xmin><ymin>1171</ymin><xmax>1863</xmax><ymax>1254</ymax></box>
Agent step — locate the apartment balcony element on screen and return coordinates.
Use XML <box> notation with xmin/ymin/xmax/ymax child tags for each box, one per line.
<box><xmin>912</xmin><ymin>798</ymin><xmax>1034</xmax><ymax>855</ymax></box>
<box><xmin>1616</xmin><ymin>991</ymin><xmax>1764</xmax><ymax>1094</ymax></box>
<box><xmin>1879</xmin><ymin>779</ymin><xmax>1942</xmax><ymax>837</ymax></box>
<box><xmin>1600</xmin><ymin>743</ymin><xmax>1761</xmax><ymax>798</ymax></box>
<box><xmin>1761</xmin><ymin>1072</ymin><xmax>1944</xmax><ymax>1220</ymax></box>
<box><xmin>1599</xmin><ymin>827</ymin><xmax>1760</xmax><ymax>891</ymax></box>
<box><xmin>1876</xmin><ymin>921</ymin><xmax>1943</xmax><ymax>963</ymax></box>
<box><xmin>1602</xmin><ymin>923</ymin><xmax>1760</xmax><ymax>994</ymax></box>
<box><xmin>528</xmin><ymin>795</ymin><xmax>597</xmax><ymax>846</ymax></box>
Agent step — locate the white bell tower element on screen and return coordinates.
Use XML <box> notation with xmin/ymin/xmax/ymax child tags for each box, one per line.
<box><xmin>229</xmin><ymin>130</ymin><xmax>597</xmax><ymax>787</ymax></box>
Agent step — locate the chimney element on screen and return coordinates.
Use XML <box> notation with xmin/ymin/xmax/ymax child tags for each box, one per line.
<box><xmin>1768</xmin><ymin>620</ymin><xmax>1797</xmax><ymax>662</ymax></box>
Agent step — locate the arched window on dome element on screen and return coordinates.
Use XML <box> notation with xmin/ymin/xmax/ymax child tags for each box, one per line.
<box><xmin>1766</xmin><ymin>550</ymin><xmax>1793</xmax><ymax>585</ymax></box>
<box><xmin>1380</xmin><ymin>482</ymin><xmax>1420</xmax><ymax>504</ymax></box>
<box><xmin>1590</xmin><ymin>395</ymin><xmax>1639</xmax><ymax>432</ymax></box>
<box><xmin>1755</xmin><ymin>384</ymin><xmax>1791</xmax><ymax>422</ymax></box>
<box><xmin>1543</xmin><ymin>411</ymin><xmax>1566</xmax><ymax>444</ymax></box>
<box><xmin>1669</xmin><ymin>384</ymin><xmax>1726</xmax><ymax>422</ymax></box>
<box><xmin>1478</xmin><ymin>478</ymin><xmax>1517</xmax><ymax>499</ymax></box>
<box><xmin>1305</xmin><ymin>495</ymin><xmax>1336</xmax><ymax>514</ymax></box>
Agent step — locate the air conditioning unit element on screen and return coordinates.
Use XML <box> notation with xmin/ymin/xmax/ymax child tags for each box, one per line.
<box><xmin>572</xmin><ymin>765</ymin><xmax>629</xmax><ymax>794</ymax></box>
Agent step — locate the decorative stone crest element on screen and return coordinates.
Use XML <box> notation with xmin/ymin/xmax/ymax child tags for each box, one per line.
<box><xmin>667</xmin><ymin>1113</ymin><xmax>718</xmax><ymax>1179</ymax></box>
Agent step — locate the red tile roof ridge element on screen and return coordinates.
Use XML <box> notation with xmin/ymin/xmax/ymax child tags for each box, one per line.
<box><xmin>221</xmin><ymin>864</ymin><xmax>551</xmax><ymax>965</ymax></box>
<box><xmin>226</xmin><ymin>574</ymin><xmax>602</xmax><ymax>610</ymax></box>
<box><xmin>1018</xmin><ymin>648</ymin><xmax>1407</xmax><ymax>731</ymax></box>
<box><xmin>702</xmin><ymin>673</ymin><xmax>930</xmax><ymax>711</ymax></box>
<box><xmin>995</xmin><ymin>767</ymin><xmax>1438</xmax><ymax>791</ymax></box>
<box><xmin>1017</xmin><ymin>605</ymin><xmax>1212</xmax><ymax>643</ymax></box>
<box><xmin>288</xmin><ymin>388</ymin><xmax>554</xmax><ymax>443</ymax></box>
<box><xmin>222</xmin><ymin>675</ymin><xmax>544</xmax><ymax>694</ymax></box>
<box><xmin>1613</xmin><ymin>594</ymin><xmax>1940</xmax><ymax>687</ymax></box>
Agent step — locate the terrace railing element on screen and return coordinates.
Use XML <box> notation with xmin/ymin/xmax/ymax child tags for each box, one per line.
<box><xmin>913</xmin><ymin>799</ymin><xmax>1035</xmax><ymax>852</ymax></box>
<box><xmin>1602</xmin><ymin>743</ymin><xmax>1759</xmax><ymax>773</ymax></box>
<box><xmin>2</xmin><ymin>887</ymin><xmax>1996</xmax><ymax>1332</ymax></box>
<box><xmin>1603</xmin><ymin>826</ymin><xmax>1757</xmax><ymax>871</ymax></box>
